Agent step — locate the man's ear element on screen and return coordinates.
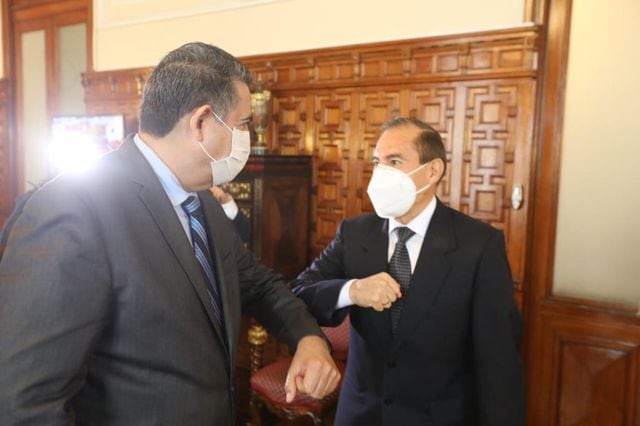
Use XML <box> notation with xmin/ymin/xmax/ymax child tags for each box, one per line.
<box><xmin>188</xmin><ymin>105</ymin><xmax>213</xmax><ymax>142</ymax></box>
<box><xmin>430</xmin><ymin>158</ymin><xmax>446</xmax><ymax>183</ymax></box>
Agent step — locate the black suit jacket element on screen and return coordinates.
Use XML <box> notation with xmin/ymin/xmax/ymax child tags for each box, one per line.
<box><xmin>292</xmin><ymin>201</ymin><xmax>525</xmax><ymax>426</ymax></box>
<box><xmin>231</xmin><ymin>208</ymin><xmax>251</xmax><ymax>244</ymax></box>
<box><xmin>0</xmin><ymin>137</ymin><xmax>323</xmax><ymax>425</ymax></box>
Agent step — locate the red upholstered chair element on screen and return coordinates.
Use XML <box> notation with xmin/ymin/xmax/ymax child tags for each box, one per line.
<box><xmin>249</xmin><ymin>316</ymin><xmax>350</xmax><ymax>426</ymax></box>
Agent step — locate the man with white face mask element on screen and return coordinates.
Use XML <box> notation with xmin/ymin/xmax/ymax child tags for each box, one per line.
<box><xmin>0</xmin><ymin>42</ymin><xmax>340</xmax><ymax>425</ymax></box>
<box><xmin>292</xmin><ymin>117</ymin><xmax>525</xmax><ymax>425</ymax></box>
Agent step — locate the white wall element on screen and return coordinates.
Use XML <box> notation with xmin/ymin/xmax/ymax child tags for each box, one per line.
<box><xmin>553</xmin><ymin>0</ymin><xmax>640</xmax><ymax>305</ymax></box>
<box><xmin>93</xmin><ymin>0</ymin><xmax>525</xmax><ymax>70</ymax></box>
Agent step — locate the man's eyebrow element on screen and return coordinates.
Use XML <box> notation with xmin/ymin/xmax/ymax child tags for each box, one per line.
<box><xmin>373</xmin><ymin>153</ymin><xmax>405</xmax><ymax>160</ymax></box>
<box><xmin>239</xmin><ymin>115</ymin><xmax>252</xmax><ymax>124</ymax></box>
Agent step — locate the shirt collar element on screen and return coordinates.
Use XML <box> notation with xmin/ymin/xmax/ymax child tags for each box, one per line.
<box><xmin>133</xmin><ymin>133</ymin><xmax>195</xmax><ymax>207</ymax></box>
<box><xmin>388</xmin><ymin>196</ymin><xmax>437</xmax><ymax>238</ymax></box>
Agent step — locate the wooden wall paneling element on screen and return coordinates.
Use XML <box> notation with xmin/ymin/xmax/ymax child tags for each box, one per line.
<box><xmin>408</xmin><ymin>84</ymin><xmax>458</xmax><ymax>207</ymax></box>
<box><xmin>457</xmin><ymin>79</ymin><xmax>535</xmax><ymax>303</ymax></box>
<box><xmin>310</xmin><ymin>89</ymin><xmax>353</xmax><ymax>256</ymax></box>
<box><xmin>354</xmin><ymin>87</ymin><xmax>402</xmax><ymax>216</ymax></box>
<box><xmin>83</xmin><ymin>67</ymin><xmax>151</xmax><ymax>134</ymax></box>
<box><xmin>537</xmin><ymin>304</ymin><xmax>640</xmax><ymax>425</ymax></box>
<box><xmin>242</xmin><ymin>27</ymin><xmax>538</xmax><ymax>89</ymax></box>
<box><xmin>270</xmin><ymin>92</ymin><xmax>308</xmax><ymax>155</ymax></box>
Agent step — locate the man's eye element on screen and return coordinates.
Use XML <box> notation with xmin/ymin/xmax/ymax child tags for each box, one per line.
<box><xmin>391</xmin><ymin>160</ymin><xmax>401</xmax><ymax>166</ymax></box>
<box><xmin>237</xmin><ymin>123</ymin><xmax>250</xmax><ymax>131</ymax></box>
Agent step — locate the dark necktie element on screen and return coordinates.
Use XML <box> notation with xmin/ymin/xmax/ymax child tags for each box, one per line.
<box><xmin>388</xmin><ymin>226</ymin><xmax>415</xmax><ymax>333</ymax></box>
<box><xmin>182</xmin><ymin>195</ymin><xmax>225</xmax><ymax>328</ymax></box>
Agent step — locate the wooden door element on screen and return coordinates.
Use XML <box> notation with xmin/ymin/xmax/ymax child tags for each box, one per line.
<box><xmin>1</xmin><ymin>0</ymin><xmax>89</xmax><ymax>227</ymax></box>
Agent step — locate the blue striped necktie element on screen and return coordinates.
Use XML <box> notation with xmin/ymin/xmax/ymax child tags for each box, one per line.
<box><xmin>389</xmin><ymin>226</ymin><xmax>415</xmax><ymax>333</ymax></box>
<box><xmin>181</xmin><ymin>195</ymin><xmax>225</xmax><ymax>328</ymax></box>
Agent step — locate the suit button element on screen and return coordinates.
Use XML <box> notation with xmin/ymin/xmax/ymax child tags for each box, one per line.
<box><xmin>386</xmin><ymin>361</ymin><xmax>396</xmax><ymax>368</ymax></box>
<box><xmin>383</xmin><ymin>398</ymin><xmax>393</xmax><ymax>405</ymax></box>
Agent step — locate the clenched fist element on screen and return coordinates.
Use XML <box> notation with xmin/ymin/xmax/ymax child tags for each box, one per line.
<box><xmin>349</xmin><ymin>272</ymin><xmax>402</xmax><ymax>311</ymax></box>
<box><xmin>285</xmin><ymin>335</ymin><xmax>341</xmax><ymax>403</ymax></box>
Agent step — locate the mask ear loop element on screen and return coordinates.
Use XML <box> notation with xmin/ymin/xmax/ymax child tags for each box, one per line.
<box><xmin>407</xmin><ymin>161</ymin><xmax>431</xmax><ymax>176</ymax></box>
<box><xmin>211</xmin><ymin>110</ymin><xmax>233</xmax><ymax>133</ymax></box>
<box><xmin>197</xmin><ymin>142</ymin><xmax>217</xmax><ymax>162</ymax></box>
<box><xmin>409</xmin><ymin>161</ymin><xmax>433</xmax><ymax>194</ymax></box>
<box><xmin>200</xmin><ymin>108</ymin><xmax>232</xmax><ymax>163</ymax></box>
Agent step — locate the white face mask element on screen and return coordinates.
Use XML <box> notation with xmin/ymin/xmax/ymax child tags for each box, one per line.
<box><xmin>198</xmin><ymin>110</ymin><xmax>251</xmax><ymax>185</ymax></box>
<box><xmin>366</xmin><ymin>162</ymin><xmax>431</xmax><ymax>219</ymax></box>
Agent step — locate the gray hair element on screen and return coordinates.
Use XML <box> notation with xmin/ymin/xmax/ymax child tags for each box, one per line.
<box><xmin>139</xmin><ymin>42</ymin><xmax>252</xmax><ymax>137</ymax></box>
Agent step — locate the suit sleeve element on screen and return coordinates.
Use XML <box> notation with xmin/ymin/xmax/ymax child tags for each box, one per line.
<box><xmin>0</xmin><ymin>186</ymin><xmax>112</xmax><ymax>425</ymax></box>
<box><xmin>232</xmin><ymin>232</ymin><xmax>327</xmax><ymax>352</ymax></box>
<box><xmin>290</xmin><ymin>221</ymin><xmax>350</xmax><ymax>327</ymax></box>
<box><xmin>231</xmin><ymin>209</ymin><xmax>251</xmax><ymax>244</ymax></box>
<box><xmin>472</xmin><ymin>231</ymin><xmax>525</xmax><ymax>426</ymax></box>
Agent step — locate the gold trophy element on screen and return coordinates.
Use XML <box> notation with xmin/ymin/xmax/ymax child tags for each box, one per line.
<box><xmin>250</xmin><ymin>83</ymin><xmax>271</xmax><ymax>155</ymax></box>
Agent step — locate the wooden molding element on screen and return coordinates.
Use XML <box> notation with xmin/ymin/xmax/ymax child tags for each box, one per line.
<box><xmin>83</xmin><ymin>26</ymin><xmax>539</xmax><ymax>100</ymax></box>
<box><xmin>241</xmin><ymin>26</ymin><xmax>539</xmax><ymax>89</ymax></box>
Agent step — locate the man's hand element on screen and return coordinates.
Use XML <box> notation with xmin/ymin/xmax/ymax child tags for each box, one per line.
<box><xmin>349</xmin><ymin>272</ymin><xmax>402</xmax><ymax>311</ymax></box>
<box><xmin>210</xmin><ymin>185</ymin><xmax>232</xmax><ymax>204</ymax></box>
<box><xmin>284</xmin><ymin>335</ymin><xmax>341</xmax><ymax>403</ymax></box>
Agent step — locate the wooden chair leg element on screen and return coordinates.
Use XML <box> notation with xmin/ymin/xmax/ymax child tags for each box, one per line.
<box><xmin>248</xmin><ymin>392</ymin><xmax>262</xmax><ymax>426</ymax></box>
<box><xmin>247</xmin><ymin>320</ymin><xmax>268</xmax><ymax>426</ymax></box>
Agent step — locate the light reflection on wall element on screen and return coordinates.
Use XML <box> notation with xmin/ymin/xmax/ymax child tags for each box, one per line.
<box><xmin>48</xmin><ymin>115</ymin><xmax>124</xmax><ymax>175</ymax></box>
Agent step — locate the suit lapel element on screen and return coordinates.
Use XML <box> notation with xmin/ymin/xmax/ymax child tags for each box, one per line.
<box><xmin>392</xmin><ymin>201</ymin><xmax>456</xmax><ymax>352</ymax></box>
<box><xmin>118</xmin><ymin>138</ymin><xmax>228</xmax><ymax>348</ymax></box>
<box><xmin>357</xmin><ymin>218</ymin><xmax>394</xmax><ymax>351</ymax></box>
<box><xmin>200</xmin><ymin>191</ymin><xmax>240</xmax><ymax>368</ymax></box>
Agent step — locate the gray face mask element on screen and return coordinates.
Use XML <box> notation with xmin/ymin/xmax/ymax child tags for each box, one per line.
<box><xmin>197</xmin><ymin>110</ymin><xmax>251</xmax><ymax>185</ymax></box>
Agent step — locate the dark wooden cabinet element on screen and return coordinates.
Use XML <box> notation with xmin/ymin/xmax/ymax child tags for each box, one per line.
<box><xmin>223</xmin><ymin>154</ymin><xmax>312</xmax><ymax>281</ymax></box>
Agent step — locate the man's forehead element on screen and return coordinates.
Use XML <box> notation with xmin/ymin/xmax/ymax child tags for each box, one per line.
<box><xmin>374</xmin><ymin>128</ymin><xmax>420</xmax><ymax>156</ymax></box>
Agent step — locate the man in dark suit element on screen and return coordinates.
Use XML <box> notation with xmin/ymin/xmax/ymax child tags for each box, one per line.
<box><xmin>0</xmin><ymin>42</ymin><xmax>340</xmax><ymax>425</ymax></box>
<box><xmin>292</xmin><ymin>117</ymin><xmax>525</xmax><ymax>425</ymax></box>
<box><xmin>210</xmin><ymin>185</ymin><xmax>251</xmax><ymax>243</ymax></box>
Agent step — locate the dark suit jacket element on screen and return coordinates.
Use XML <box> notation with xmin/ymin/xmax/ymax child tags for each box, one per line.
<box><xmin>292</xmin><ymin>201</ymin><xmax>525</xmax><ymax>426</ymax></box>
<box><xmin>231</xmin><ymin>209</ymin><xmax>251</xmax><ymax>244</ymax></box>
<box><xmin>0</xmin><ymin>136</ymin><xmax>323</xmax><ymax>425</ymax></box>
<box><xmin>0</xmin><ymin>188</ymin><xmax>36</xmax><ymax>261</ymax></box>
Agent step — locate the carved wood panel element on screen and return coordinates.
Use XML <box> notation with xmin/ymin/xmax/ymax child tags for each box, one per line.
<box><xmin>354</xmin><ymin>89</ymin><xmax>402</xmax><ymax>216</ymax></box>
<box><xmin>408</xmin><ymin>85</ymin><xmax>457</xmax><ymax>206</ymax></box>
<box><xmin>456</xmin><ymin>80</ymin><xmax>535</xmax><ymax>291</ymax></box>
<box><xmin>531</xmin><ymin>306</ymin><xmax>640</xmax><ymax>425</ymax></box>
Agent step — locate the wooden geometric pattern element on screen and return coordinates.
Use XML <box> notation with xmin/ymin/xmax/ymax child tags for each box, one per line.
<box><xmin>558</xmin><ymin>342</ymin><xmax>630</xmax><ymax>425</ymax></box>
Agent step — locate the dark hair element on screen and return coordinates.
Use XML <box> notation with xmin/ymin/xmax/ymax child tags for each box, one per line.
<box><xmin>381</xmin><ymin>116</ymin><xmax>447</xmax><ymax>181</ymax></box>
<box><xmin>139</xmin><ymin>42</ymin><xmax>252</xmax><ymax>137</ymax></box>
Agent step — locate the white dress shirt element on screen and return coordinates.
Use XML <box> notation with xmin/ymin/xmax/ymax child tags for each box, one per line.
<box><xmin>220</xmin><ymin>198</ymin><xmax>239</xmax><ymax>220</ymax></box>
<box><xmin>336</xmin><ymin>196</ymin><xmax>438</xmax><ymax>308</ymax></box>
<box><xmin>134</xmin><ymin>134</ymin><xmax>196</xmax><ymax>244</ymax></box>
